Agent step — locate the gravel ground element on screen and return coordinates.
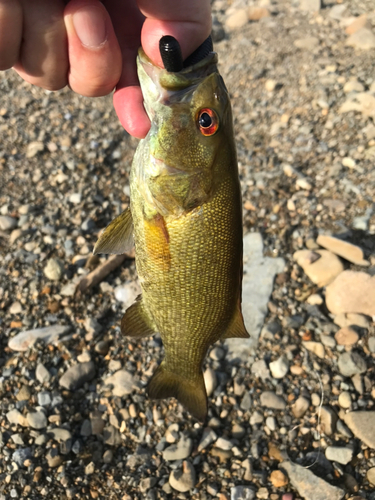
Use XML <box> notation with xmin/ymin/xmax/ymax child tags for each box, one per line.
<box><xmin>1</xmin><ymin>1</ymin><xmax>375</xmax><ymax>499</ymax></box>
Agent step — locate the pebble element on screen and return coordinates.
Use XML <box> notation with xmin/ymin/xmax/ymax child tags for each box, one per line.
<box><xmin>104</xmin><ymin>369</ymin><xmax>134</xmax><ymax>397</ymax></box>
<box><xmin>325</xmin><ymin>446</ymin><xmax>353</xmax><ymax>465</ymax></box>
<box><xmin>367</xmin><ymin>468</ymin><xmax>375</xmax><ymax>486</ymax></box>
<box><xmin>334</xmin><ymin>327</ymin><xmax>359</xmax><ymax>346</ymax></box>
<box><xmin>270</xmin><ymin>470</ymin><xmax>288</xmax><ymax>488</ymax></box>
<box><xmin>334</xmin><ymin>313</ymin><xmax>370</xmax><ymax>329</ymax></box>
<box><xmin>114</xmin><ymin>282</ymin><xmax>141</xmax><ymax>307</ymax></box>
<box><xmin>43</xmin><ymin>258</ymin><xmax>64</xmax><ymax>281</ymax></box>
<box><xmin>103</xmin><ymin>450</ymin><xmax>113</xmax><ymax>464</ymax></box>
<box><xmin>293</xmin><ymin>250</ymin><xmax>344</xmax><ymax>287</ymax></box>
<box><xmin>16</xmin><ymin>385</ymin><xmax>31</xmax><ymax>401</ymax></box>
<box><xmin>26</xmin><ymin>141</ymin><xmax>44</xmax><ymax>157</ymax></box>
<box><xmin>265</xmin><ymin>79</ymin><xmax>277</xmax><ymax>92</ymax></box>
<box><xmin>210</xmin><ymin>346</ymin><xmax>225</xmax><ymax>360</ymax></box>
<box><xmin>0</xmin><ymin>215</ymin><xmax>17</xmax><ymax>231</ymax></box>
<box><xmin>346</xmin><ymin>28</ymin><xmax>375</xmax><ymax>50</ymax></box>
<box><xmin>294</xmin><ymin>36</ymin><xmax>319</xmax><ymax>51</ymax></box>
<box><xmin>26</xmin><ymin>411</ymin><xmax>47</xmax><ymax>429</ymax></box>
<box><xmin>230</xmin><ymin>486</ymin><xmax>256</xmax><ymax>500</ymax></box>
<box><xmin>48</xmin><ymin>428</ymin><xmax>72</xmax><ymax>442</ymax></box>
<box><xmin>306</xmin><ymin>293</ymin><xmax>323</xmax><ymax>305</ymax></box>
<box><xmin>59</xmin><ymin>361</ymin><xmax>96</xmax><ymax>390</ymax></box>
<box><xmin>292</xmin><ymin>397</ymin><xmax>310</xmax><ymax>418</ymax></box>
<box><xmin>345</xmin><ymin>15</ymin><xmax>370</xmax><ymax>36</ymax></box>
<box><xmin>35</xmin><ymin>363</ymin><xmax>51</xmax><ymax>384</ymax></box>
<box><xmin>225</xmin><ymin>9</ymin><xmax>248</xmax><ymax>30</ymax></box>
<box><xmin>282</xmin><ymin>460</ymin><xmax>345</xmax><ymax>500</ymax></box>
<box><xmin>9</xmin><ymin>301</ymin><xmax>22</xmax><ymax>315</ymax></box>
<box><xmin>338</xmin><ymin>391</ymin><xmax>352</xmax><ymax>409</ymax></box>
<box><xmin>326</xmin><ymin>271</ymin><xmax>375</xmax><ymax>317</ymax></box>
<box><xmin>37</xmin><ymin>391</ymin><xmax>51</xmax><ymax>407</ymax></box>
<box><xmin>103</xmin><ymin>425</ymin><xmax>121</xmax><ymax>446</ymax></box>
<box><xmin>338</xmin><ymin>352</ymin><xmax>367</xmax><ymax>377</ymax></box>
<box><xmin>250</xmin><ymin>411</ymin><xmax>264</xmax><ymax>425</ymax></box>
<box><xmin>69</xmin><ymin>193</ymin><xmax>82</xmax><ymax>204</ymax></box>
<box><xmin>269</xmin><ymin>355</ymin><xmax>289</xmax><ymax>379</ymax></box>
<box><xmin>260</xmin><ymin>391</ymin><xmax>286</xmax><ymax>410</ymax></box>
<box><xmin>204</xmin><ymin>367</ymin><xmax>217</xmax><ymax>397</ymax></box>
<box><xmin>265</xmin><ymin>416</ymin><xmax>276</xmax><ymax>432</ymax></box>
<box><xmin>169</xmin><ymin>460</ymin><xmax>196</xmax><ymax>492</ymax></box>
<box><xmin>163</xmin><ymin>435</ymin><xmax>193</xmax><ymax>461</ymax></box>
<box><xmin>320</xmin><ymin>406</ymin><xmax>338</xmax><ymax>436</ymax></box>
<box><xmin>12</xmin><ymin>448</ymin><xmax>32</xmax><ymax>467</ymax></box>
<box><xmin>343</xmin><ymin>79</ymin><xmax>365</xmax><ymax>93</ymax></box>
<box><xmin>198</xmin><ymin>428</ymin><xmax>217</xmax><ymax>452</ymax></box>
<box><xmin>248</xmin><ymin>6</ymin><xmax>270</xmax><ymax>21</ymax></box>
<box><xmin>46</xmin><ymin>449</ymin><xmax>63</xmax><ymax>468</ymax></box>
<box><xmin>9</xmin><ymin>325</ymin><xmax>71</xmax><ymax>352</ymax></box>
<box><xmin>299</xmin><ymin>0</ymin><xmax>320</xmax><ymax>12</ymax></box>
<box><xmin>316</xmin><ymin>234</ymin><xmax>368</xmax><ymax>266</ymax></box>
<box><xmin>302</xmin><ymin>341</ymin><xmax>325</xmax><ymax>359</ymax></box>
<box><xmin>344</xmin><ymin>412</ymin><xmax>375</xmax><ymax>448</ymax></box>
<box><xmin>216</xmin><ymin>437</ymin><xmax>233</xmax><ymax>451</ymax></box>
<box><xmin>369</xmin><ymin>337</ymin><xmax>375</xmax><ymax>353</ymax></box>
<box><xmin>7</xmin><ymin>409</ymin><xmax>27</xmax><ymax>427</ymax></box>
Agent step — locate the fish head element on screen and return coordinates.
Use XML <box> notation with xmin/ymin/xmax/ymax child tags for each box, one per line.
<box><xmin>137</xmin><ymin>49</ymin><xmax>233</xmax><ymax>178</ymax></box>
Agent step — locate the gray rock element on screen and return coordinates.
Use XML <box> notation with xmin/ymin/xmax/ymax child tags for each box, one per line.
<box><xmin>269</xmin><ymin>355</ymin><xmax>289</xmax><ymax>379</ymax></box>
<box><xmin>0</xmin><ymin>215</ymin><xmax>17</xmax><ymax>231</ymax></box>
<box><xmin>230</xmin><ymin>486</ymin><xmax>256</xmax><ymax>500</ymax></box>
<box><xmin>294</xmin><ymin>36</ymin><xmax>319</xmax><ymax>51</ymax></box>
<box><xmin>344</xmin><ymin>412</ymin><xmax>375</xmax><ymax>448</ymax></box>
<box><xmin>9</xmin><ymin>302</ymin><xmax>22</xmax><ymax>315</ymax></box>
<box><xmin>8</xmin><ymin>325</ymin><xmax>71</xmax><ymax>352</ymax></box>
<box><xmin>367</xmin><ymin>468</ymin><xmax>375</xmax><ymax>486</ymax></box>
<box><xmin>338</xmin><ymin>352</ymin><xmax>367</xmax><ymax>377</ymax></box>
<box><xmin>282</xmin><ymin>461</ymin><xmax>345</xmax><ymax>500</ymax></box>
<box><xmin>325</xmin><ymin>446</ymin><xmax>353</xmax><ymax>465</ymax></box>
<box><xmin>225</xmin><ymin>233</ymin><xmax>284</xmax><ymax>360</ymax></box>
<box><xmin>37</xmin><ymin>391</ymin><xmax>51</xmax><ymax>407</ymax></box>
<box><xmin>240</xmin><ymin>392</ymin><xmax>252</xmax><ymax>411</ymax></box>
<box><xmin>43</xmin><ymin>258</ymin><xmax>64</xmax><ymax>281</ymax></box>
<box><xmin>12</xmin><ymin>448</ymin><xmax>32</xmax><ymax>467</ymax></box>
<box><xmin>163</xmin><ymin>435</ymin><xmax>193</xmax><ymax>461</ymax></box>
<box><xmin>80</xmin><ymin>419</ymin><xmax>92</xmax><ymax>437</ymax></box>
<box><xmin>114</xmin><ymin>282</ymin><xmax>141</xmax><ymax>307</ymax></box>
<box><xmin>260</xmin><ymin>391</ymin><xmax>286</xmax><ymax>410</ymax></box>
<box><xmin>103</xmin><ymin>425</ymin><xmax>121</xmax><ymax>446</ymax></box>
<box><xmin>250</xmin><ymin>411</ymin><xmax>264</xmax><ymax>425</ymax></box>
<box><xmin>197</xmin><ymin>428</ymin><xmax>217</xmax><ymax>452</ymax></box>
<box><xmin>26</xmin><ymin>411</ymin><xmax>47</xmax><ymax>429</ymax></box>
<box><xmin>104</xmin><ymin>369</ymin><xmax>134</xmax><ymax>397</ymax></box>
<box><xmin>368</xmin><ymin>337</ymin><xmax>375</xmax><ymax>353</ymax></box>
<box><xmin>169</xmin><ymin>460</ymin><xmax>196</xmax><ymax>493</ymax></box>
<box><xmin>36</xmin><ymin>363</ymin><xmax>51</xmax><ymax>384</ymax></box>
<box><xmin>59</xmin><ymin>361</ymin><xmax>96</xmax><ymax>390</ymax></box>
<box><xmin>215</xmin><ymin>437</ymin><xmax>233</xmax><ymax>451</ymax></box>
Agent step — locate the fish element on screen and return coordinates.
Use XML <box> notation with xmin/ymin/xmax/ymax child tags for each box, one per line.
<box><xmin>94</xmin><ymin>36</ymin><xmax>249</xmax><ymax>421</ymax></box>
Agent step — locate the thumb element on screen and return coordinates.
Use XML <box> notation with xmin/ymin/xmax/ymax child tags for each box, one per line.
<box><xmin>64</xmin><ymin>0</ymin><xmax>122</xmax><ymax>97</ymax></box>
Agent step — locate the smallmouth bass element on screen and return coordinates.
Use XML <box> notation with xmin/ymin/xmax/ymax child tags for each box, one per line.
<box><xmin>95</xmin><ymin>36</ymin><xmax>248</xmax><ymax>421</ymax></box>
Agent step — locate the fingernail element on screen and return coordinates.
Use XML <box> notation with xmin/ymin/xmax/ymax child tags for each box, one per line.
<box><xmin>73</xmin><ymin>6</ymin><xmax>107</xmax><ymax>48</ymax></box>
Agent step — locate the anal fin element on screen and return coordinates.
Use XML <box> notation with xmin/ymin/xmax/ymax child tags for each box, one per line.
<box><xmin>94</xmin><ymin>207</ymin><xmax>134</xmax><ymax>255</ymax></box>
<box><xmin>147</xmin><ymin>362</ymin><xmax>208</xmax><ymax>422</ymax></box>
<box><xmin>121</xmin><ymin>295</ymin><xmax>157</xmax><ymax>338</ymax></box>
<box><xmin>221</xmin><ymin>305</ymin><xmax>249</xmax><ymax>340</ymax></box>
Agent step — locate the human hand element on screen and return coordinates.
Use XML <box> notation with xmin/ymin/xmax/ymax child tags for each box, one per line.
<box><xmin>0</xmin><ymin>0</ymin><xmax>211</xmax><ymax>138</ymax></box>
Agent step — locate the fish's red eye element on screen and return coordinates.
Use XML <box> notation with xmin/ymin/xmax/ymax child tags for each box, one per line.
<box><xmin>197</xmin><ymin>108</ymin><xmax>219</xmax><ymax>136</ymax></box>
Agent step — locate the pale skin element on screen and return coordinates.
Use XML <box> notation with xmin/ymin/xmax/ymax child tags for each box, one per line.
<box><xmin>0</xmin><ymin>0</ymin><xmax>211</xmax><ymax>138</ymax></box>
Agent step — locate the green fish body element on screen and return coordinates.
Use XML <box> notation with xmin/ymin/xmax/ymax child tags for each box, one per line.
<box><xmin>95</xmin><ymin>45</ymin><xmax>248</xmax><ymax>421</ymax></box>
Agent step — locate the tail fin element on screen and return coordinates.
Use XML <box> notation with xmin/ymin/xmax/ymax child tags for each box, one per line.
<box><xmin>147</xmin><ymin>362</ymin><xmax>208</xmax><ymax>422</ymax></box>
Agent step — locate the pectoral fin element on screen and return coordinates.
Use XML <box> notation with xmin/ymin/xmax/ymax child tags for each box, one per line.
<box><xmin>121</xmin><ymin>295</ymin><xmax>158</xmax><ymax>338</ymax></box>
<box><xmin>220</xmin><ymin>305</ymin><xmax>249</xmax><ymax>340</ymax></box>
<box><xmin>147</xmin><ymin>362</ymin><xmax>208</xmax><ymax>422</ymax></box>
<box><xmin>94</xmin><ymin>208</ymin><xmax>134</xmax><ymax>255</ymax></box>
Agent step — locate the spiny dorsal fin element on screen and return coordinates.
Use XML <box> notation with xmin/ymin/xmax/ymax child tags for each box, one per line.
<box><xmin>121</xmin><ymin>295</ymin><xmax>158</xmax><ymax>338</ymax></box>
<box><xmin>220</xmin><ymin>304</ymin><xmax>249</xmax><ymax>340</ymax></box>
<box><xmin>147</xmin><ymin>362</ymin><xmax>208</xmax><ymax>422</ymax></box>
<box><xmin>94</xmin><ymin>208</ymin><xmax>134</xmax><ymax>255</ymax></box>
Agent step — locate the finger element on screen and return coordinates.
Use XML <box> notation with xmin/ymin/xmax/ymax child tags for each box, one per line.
<box><xmin>64</xmin><ymin>0</ymin><xmax>122</xmax><ymax>97</ymax></box>
<box><xmin>0</xmin><ymin>0</ymin><xmax>22</xmax><ymax>70</ymax></box>
<box><xmin>138</xmin><ymin>0</ymin><xmax>212</xmax><ymax>67</ymax></box>
<box><xmin>14</xmin><ymin>0</ymin><xmax>68</xmax><ymax>90</ymax></box>
<box><xmin>104</xmin><ymin>0</ymin><xmax>147</xmax><ymax>137</ymax></box>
